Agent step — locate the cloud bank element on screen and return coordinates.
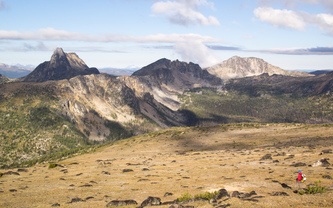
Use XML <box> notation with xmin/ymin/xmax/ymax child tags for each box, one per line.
<box><xmin>254</xmin><ymin>7</ymin><xmax>333</xmax><ymax>34</ymax></box>
<box><xmin>254</xmin><ymin>0</ymin><xmax>333</xmax><ymax>35</ymax></box>
<box><xmin>151</xmin><ymin>0</ymin><xmax>220</xmax><ymax>26</ymax></box>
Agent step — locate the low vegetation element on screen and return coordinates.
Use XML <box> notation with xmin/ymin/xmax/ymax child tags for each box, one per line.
<box><xmin>299</xmin><ymin>181</ymin><xmax>327</xmax><ymax>195</ymax></box>
<box><xmin>179</xmin><ymin>88</ymin><xmax>333</xmax><ymax>124</ymax></box>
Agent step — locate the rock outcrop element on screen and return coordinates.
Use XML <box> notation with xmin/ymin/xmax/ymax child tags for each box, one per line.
<box><xmin>206</xmin><ymin>56</ymin><xmax>312</xmax><ymax>80</ymax></box>
<box><xmin>23</xmin><ymin>48</ymin><xmax>100</xmax><ymax>82</ymax></box>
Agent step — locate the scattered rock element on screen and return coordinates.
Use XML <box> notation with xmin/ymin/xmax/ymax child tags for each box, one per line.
<box><xmin>312</xmin><ymin>158</ymin><xmax>331</xmax><ymax>167</ymax></box>
<box><xmin>239</xmin><ymin>191</ymin><xmax>257</xmax><ymax>198</ymax></box>
<box><xmin>85</xmin><ymin>196</ymin><xmax>94</xmax><ymax>200</ymax></box>
<box><xmin>69</xmin><ymin>197</ymin><xmax>84</xmax><ymax>203</ymax></box>
<box><xmin>273</xmin><ymin>160</ymin><xmax>279</xmax><ymax>163</ymax></box>
<box><xmin>3</xmin><ymin>171</ymin><xmax>20</xmax><ymax>176</ymax></box>
<box><xmin>106</xmin><ymin>200</ymin><xmax>138</xmax><ymax>207</ymax></box>
<box><xmin>164</xmin><ymin>192</ymin><xmax>173</xmax><ymax>197</ymax></box>
<box><xmin>322</xmin><ymin>175</ymin><xmax>332</xmax><ymax>179</ymax></box>
<box><xmin>231</xmin><ymin>191</ymin><xmax>240</xmax><ymax>198</ymax></box>
<box><xmin>102</xmin><ymin>171</ymin><xmax>111</xmax><ymax>175</ymax></box>
<box><xmin>284</xmin><ymin>155</ymin><xmax>294</xmax><ymax>160</ymax></box>
<box><xmin>271</xmin><ymin>192</ymin><xmax>289</xmax><ymax>196</ymax></box>
<box><xmin>320</xmin><ymin>149</ymin><xmax>332</xmax><ymax>154</ymax></box>
<box><xmin>280</xmin><ymin>183</ymin><xmax>292</xmax><ymax>189</ymax></box>
<box><xmin>291</xmin><ymin>162</ymin><xmax>307</xmax><ymax>167</ymax></box>
<box><xmin>9</xmin><ymin>189</ymin><xmax>17</xmax><ymax>192</ymax></box>
<box><xmin>138</xmin><ymin>179</ymin><xmax>150</xmax><ymax>182</ymax></box>
<box><xmin>140</xmin><ymin>196</ymin><xmax>161</xmax><ymax>207</ymax></box>
<box><xmin>260</xmin><ymin>154</ymin><xmax>272</xmax><ymax>161</ymax></box>
<box><xmin>51</xmin><ymin>203</ymin><xmax>60</xmax><ymax>207</ymax></box>
<box><xmin>142</xmin><ymin>168</ymin><xmax>150</xmax><ymax>171</ymax></box>
<box><xmin>215</xmin><ymin>189</ymin><xmax>229</xmax><ymax>200</ymax></box>
<box><xmin>79</xmin><ymin>184</ymin><xmax>92</xmax><ymax>187</ymax></box>
<box><xmin>59</xmin><ymin>178</ymin><xmax>65</xmax><ymax>180</ymax></box>
<box><xmin>122</xmin><ymin>169</ymin><xmax>134</xmax><ymax>173</ymax></box>
<box><xmin>17</xmin><ymin>168</ymin><xmax>28</xmax><ymax>172</ymax></box>
<box><xmin>90</xmin><ymin>181</ymin><xmax>98</xmax><ymax>184</ymax></box>
<box><xmin>75</xmin><ymin>173</ymin><xmax>83</xmax><ymax>176</ymax></box>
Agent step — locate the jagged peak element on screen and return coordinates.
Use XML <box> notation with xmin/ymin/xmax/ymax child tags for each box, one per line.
<box><xmin>53</xmin><ymin>47</ymin><xmax>66</xmax><ymax>57</ymax></box>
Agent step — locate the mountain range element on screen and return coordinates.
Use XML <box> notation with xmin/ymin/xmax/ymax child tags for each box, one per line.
<box><xmin>0</xmin><ymin>48</ymin><xmax>332</xmax><ymax>167</ymax></box>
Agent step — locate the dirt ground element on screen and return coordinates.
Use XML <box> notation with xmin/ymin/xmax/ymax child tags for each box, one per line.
<box><xmin>0</xmin><ymin>123</ymin><xmax>332</xmax><ymax>208</ymax></box>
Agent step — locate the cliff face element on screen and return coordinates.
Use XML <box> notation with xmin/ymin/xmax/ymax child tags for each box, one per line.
<box><xmin>206</xmin><ymin>56</ymin><xmax>312</xmax><ymax>80</ymax></box>
<box><xmin>23</xmin><ymin>48</ymin><xmax>100</xmax><ymax>82</ymax></box>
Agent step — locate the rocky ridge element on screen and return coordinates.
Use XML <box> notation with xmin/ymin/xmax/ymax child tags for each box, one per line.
<box><xmin>127</xmin><ymin>58</ymin><xmax>222</xmax><ymax>110</ymax></box>
<box><xmin>206</xmin><ymin>56</ymin><xmax>312</xmax><ymax>80</ymax></box>
<box><xmin>22</xmin><ymin>48</ymin><xmax>100</xmax><ymax>82</ymax></box>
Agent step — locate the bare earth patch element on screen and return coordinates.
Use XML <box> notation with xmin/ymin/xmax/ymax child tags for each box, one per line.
<box><xmin>0</xmin><ymin>123</ymin><xmax>332</xmax><ymax>207</ymax></box>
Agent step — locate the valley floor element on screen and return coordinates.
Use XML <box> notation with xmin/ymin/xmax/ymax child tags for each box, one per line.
<box><xmin>0</xmin><ymin>123</ymin><xmax>332</xmax><ymax>208</ymax></box>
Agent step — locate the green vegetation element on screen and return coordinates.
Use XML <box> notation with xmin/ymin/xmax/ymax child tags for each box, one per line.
<box><xmin>304</xmin><ymin>181</ymin><xmax>327</xmax><ymax>194</ymax></box>
<box><xmin>177</xmin><ymin>192</ymin><xmax>193</xmax><ymax>202</ymax></box>
<box><xmin>179</xmin><ymin>88</ymin><xmax>333</xmax><ymax>124</ymax></box>
<box><xmin>48</xmin><ymin>163</ymin><xmax>57</xmax><ymax>169</ymax></box>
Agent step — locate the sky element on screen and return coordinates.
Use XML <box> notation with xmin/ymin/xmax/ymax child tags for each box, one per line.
<box><xmin>0</xmin><ymin>0</ymin><xmax>333</xmax><ymax>70</ymax></box>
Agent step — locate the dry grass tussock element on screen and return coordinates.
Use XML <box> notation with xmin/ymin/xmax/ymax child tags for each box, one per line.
<box><xmin>0</xmin><ymin>123</ymin><xmax>332</xmax><ymax>208</ymax></box>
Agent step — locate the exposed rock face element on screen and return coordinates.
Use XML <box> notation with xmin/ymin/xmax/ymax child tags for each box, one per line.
<box><xmin>23</xmin><ymin>48</ymin><xmax>100</xmax><ymax>82</ymax></box>
<box><xmin>127</xmin><ymin>58</ymin><xmax>222</xmax><ymax>110</ymax></box>
<box><xmin>0</xmin><ymin>74</ymin><xmax>11</xmax><ymax>84</ymax></box>
<box><xmin>206</xmin><ymin>56</ymin><xmax>312</xmax><ymax>80</ymax></box>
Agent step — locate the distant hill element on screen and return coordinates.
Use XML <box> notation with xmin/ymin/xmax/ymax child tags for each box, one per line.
<box><xmin>206</xmin><ymin>56</ymin><xmax>312</xmax><ymax>80</ymax></box>
<box><xmin>0</xmin><ymin>63</ymin><xmax>32</xmax><ymax>78</ymax></box>
<box><xmin>0</xmin><ymin>74</ymin><xmax>11</xmax><ymax>84</ymax></box>
<box><xmin>309</xmin><ymin>70</ymin><xmax>333</xmax><ymax>76</ymax></box>
<box><xmin>22</xmin><ymin>48</ymin><xmax>100</xmax><ymax>82</ymax></box>
<box><xmin>100</xmin><ymin>67</ymin><xmax>137</xmax><ymax>76</ymax></box>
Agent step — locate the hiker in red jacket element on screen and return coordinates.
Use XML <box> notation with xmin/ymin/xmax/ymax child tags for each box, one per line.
<box><xmin>296</xmin><ymin>170</ymin><xmax>303</xmax><ymax>189</ymax></box>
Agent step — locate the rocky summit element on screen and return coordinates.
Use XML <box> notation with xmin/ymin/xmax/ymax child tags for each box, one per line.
<box><xmin>22</xmin><ymin>48</ymin><xmax>100</xmax><ymax>82</ymax></box>
<box><xmin>128</xmin><ymin>58</ymin><xmax>222</xmax><ymax>110</ymax></box>
<box><xmin>206</xmin><ymin>56</ymin><xmax>312</xmax><ymax>80</ymax></box>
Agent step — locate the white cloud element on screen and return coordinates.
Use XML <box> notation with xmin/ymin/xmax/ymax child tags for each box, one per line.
<box><xmin>254</xmin><ymin>7</ymin><xmax>333</xmax><ymax>35</ymax></box>
<box><xmin>151</xmin><ymin>0</ymin><xmax>219</xmax><ymax>26</ymax></box>
<box><xmin>257</xmin><ymin>0</ymin><xmax>333</xmax><ymax>11</ymax></box>
<box><xmin>254</xmin><ymin>7</ymin><xmax>306</xmax><ymax>30</ymax></box>
<box><xmin>174</xmin><ymin>40</ymin><xmax>221</xmax><ymax>67</ymax></box>
<box><xmin>0</xmin><ymin>28</ymin><xmax>220</xmax><ymax>43</ymax></box>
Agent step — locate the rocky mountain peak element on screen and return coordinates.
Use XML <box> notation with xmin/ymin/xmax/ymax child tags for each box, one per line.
<box><xmin>23</xmin><ymin>48</ymin><xmax>99</xmax><ymax>82</ymax></box>
<box><xmin>206</xmin><ymin>56</ymin><xmax>312</xmax><ymax>80</ymax></box>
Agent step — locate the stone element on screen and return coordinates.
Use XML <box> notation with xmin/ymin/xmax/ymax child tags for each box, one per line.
<box><xmin>164</xmin><ymin>192</ymin><xmax>173</xmax><ymax>197</ymax></box>
<box><xmin>271</xmin><ymin>192</ymin><xmax>289</xmax><ymax>196</ymax></box>
<box><xmin>51</xmin><ymin>203</ymin><xmax>60</xmax><ymax>207</ymax></box>
<box><xmin>231</xmin><ymin>191</ymin><xmax>240</xmax><ymax>198</ymax></box>
<box><xmin>106</xmin><ymin>200</ymin><xmax>138</xmax><ymax>207</ymax></box>
<box><xmin>322</xmin><ymin>175</ymin><xmax>332</xmax><ymax>179</ymax></box>
<box><xmin>69</xmin><ymin>197</ymin><xmax>84</xmax><ymax>203</ymax></box>
<box><xmin>312</xmin><ymin>158</ymin><xmax>331</xmax><ymax>167</ymax></box>
<box><xmin>140</xmin><ymin>196</ymin><xmax>161</xmax><ymax>207</ymax></box>
<box><xmin>280</xmin><ymin>183</ymin><xmax>292</xmax><ymax>189</ymax></box>
<box><xmin>215</xmin><ymin>189</ymin><xmax>229</xmax><ymax>200</ymax></box>
<box><xmin>260</xmin><ymin>154</ymin><xmax>272</xmax><ymax>160</ymax></box>
<box><xmin>122</xmin><ymin>169</ymin><xmax>134</xmax><ymax>173</ymax></box>
<box><xmin>290</xmin><ymin>162</ymin><xmax>306</xmax><ymax>167</ymax></box>
<box><xmin>3</xmin><ymin>171</ymin><xmax>20</xmax><ymax>176</ymax></box>
<box><xmin>17</xmin><ymin>168</ymin><xmax>28</xmax><ymax>172</ymax></box>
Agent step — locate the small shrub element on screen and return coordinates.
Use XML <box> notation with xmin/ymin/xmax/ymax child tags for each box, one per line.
<box><xmin>48</xmin><ymin>163</ymin><xmax>57</xmax><ymax>169</ymax></box>
<box><xmin>177</xmin><ymin>192</ymin><xmax>193</xmax><ymax>202</ymax></box>
<box><xmin>0</xmin><ymin>172</ymin><xmax>3</xmax><ymax>177</ymax></box>
<box><xmin>305</xmin><ymin>181</ymin><xmax>327</xmax><ymax>194</ymax></box>
<box><xmin>194</xmin><ymin>191</ymin><xmax>219</xmax><ymax>200</ymax></box>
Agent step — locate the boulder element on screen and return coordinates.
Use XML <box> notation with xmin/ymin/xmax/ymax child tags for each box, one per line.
<box><xmin>140</xmin><ymin>196</ymin><xmax>161</xmax><ymax>207</ymax></box>
<box><xmin>290</xmin><ymin>162</ymin><xmax>306</xmax><ymax>167</ymax></box>
<box><xmin>260</xmin><ymin>154</ymin><xmax>272</xmax><ymax>161</ymax></box>
<box><xmin>271</xmin><ymin>192</ymin><xmax>289</xmax><ymax>196</ymax></box>
<box><xmin>215</xmin><ymin>189</ymin><xmax>229</xmax><ymax>199</ymax></box>
<box><xmin>312</xmin><ymin>158</ymin><xmax>331</xmax><ymax>167</ymax></box>
<box><xmin>106</xmin><ymin>200</ymin><xmax>138</xmax><ymax>207</ymax></box>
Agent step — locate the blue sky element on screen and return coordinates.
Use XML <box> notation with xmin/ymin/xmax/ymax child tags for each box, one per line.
<box><xmin>0</xmin><ymin>0</ymin><xmax>332</xmax><ymax>70</ymax></box>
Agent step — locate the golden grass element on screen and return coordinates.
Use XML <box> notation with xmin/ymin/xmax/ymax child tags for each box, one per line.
<box><xmin>0</xmin><ymin>123</ymin><xmax>332</xmax><ymax>207</ymax></box>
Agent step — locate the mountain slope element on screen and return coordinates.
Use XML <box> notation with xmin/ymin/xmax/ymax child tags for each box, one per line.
<box><xmin>127</xmin><ymin>58</ymin><xmax>222</xmax><ymax>110</ymax></box>
<box><xmin>22</xmin><ymin>48</ymin><xmax>100</xmax><ymax>82</ymax></box>
<box><xmin>0</xmin><ymin>63</ymin><xmax>32</xmax><ymax>78</ymax></box>
<box><xmin>206</xmin><ymin>56</ymin><xmax>312</xmax><ymax>80</ymax></box>
<box><xmin>0</xmin><ymin>74</ymin><xmax>11</xmax><ymax>84</ymax></box>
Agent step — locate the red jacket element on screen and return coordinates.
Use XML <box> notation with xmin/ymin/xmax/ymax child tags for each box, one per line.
<box><xmin>297</xmin><ymin>172</ymin><xmax>302</xmax><ymax>181</ymax></box>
